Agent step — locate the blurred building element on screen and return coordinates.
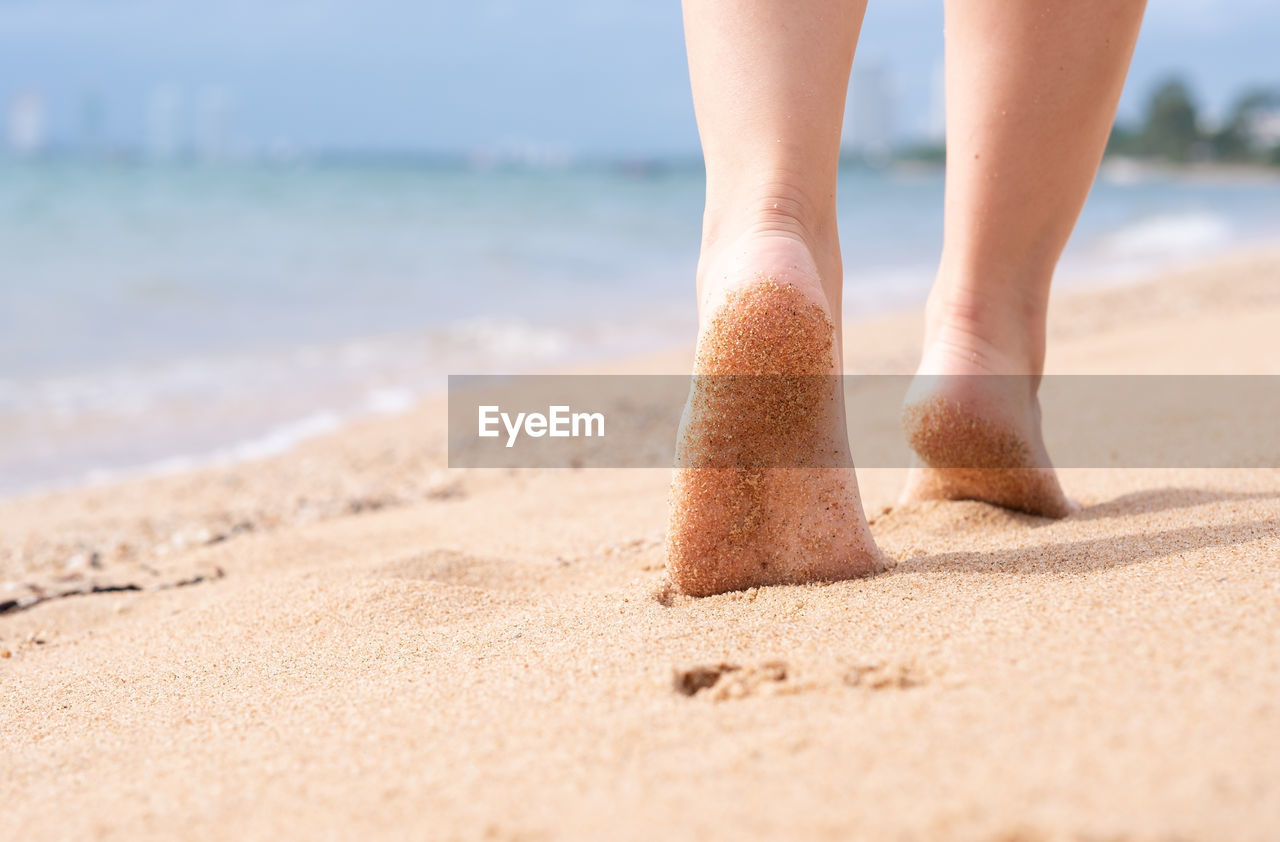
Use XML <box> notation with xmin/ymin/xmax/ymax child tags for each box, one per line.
<box><xmin>843</xmin><ymin>62</ymin><xmax>896</xmax><ymax>160</ymax></box>
<box><xmin>6</xmin><ymin>90</ymin><xmax>47</xmax><ymax>156</ymax></box>
<box><xmin>78</xmin><ymin>92</ymin><xmax>107</xmax><ymax>155</ymax></box>
<box><xmin>147</xmin><ymin>84</ymin><xmax>184</xmax><ymax>161</ymax></box>
<box><xmin>927</xmin><ymin>60</ymin><xmax>947</xmax><ymax>143</ymax></box>
<box><xmin>1247</xmin><ymin>107</ymin><xmax>1280</xmax><ymax>149</ymax></box>
<box><xmin>195</xmin><ymin>86</ymin><xmax>235</xmax><ymax>162</ymax></box>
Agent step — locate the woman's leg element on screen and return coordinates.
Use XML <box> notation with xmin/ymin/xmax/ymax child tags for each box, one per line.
<box><xmin>666</xmin><ymin>0</ymin><xmax>883</xmax><ymax>596</ymax></box>
<box><xmin>902</xmin><ymin>0</ymin><xmax>1147</xmax><ymax>517</ymax></box>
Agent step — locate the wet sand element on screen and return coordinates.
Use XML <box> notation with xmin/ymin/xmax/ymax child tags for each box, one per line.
<box><xmin>3</xmin><ymin>247</ymin><xmax>1280</xmax><ymax>841</ymax></box>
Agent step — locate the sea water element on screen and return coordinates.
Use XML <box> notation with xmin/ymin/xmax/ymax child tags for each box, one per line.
<box><xmin>3</xmin><ymin>157</ymin><xmax>1279</xmax><ymax>495</ymax></box>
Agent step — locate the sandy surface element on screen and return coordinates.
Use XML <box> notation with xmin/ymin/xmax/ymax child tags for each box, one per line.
<box><xmin>3</xmin><ymin>248</ymin><xmax>1279</xmax><ymax>841</ymax></box>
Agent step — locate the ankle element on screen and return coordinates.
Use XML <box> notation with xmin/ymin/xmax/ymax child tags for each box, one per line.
<box><xmin>922</xmin><ymin>278</ymin><xmax>1048</xmax><ymax>377</ymax></box>
<box><xmin>696</xmin><ymin>182</ymin><xmax>841</xmax><ymax>302</ymax></box>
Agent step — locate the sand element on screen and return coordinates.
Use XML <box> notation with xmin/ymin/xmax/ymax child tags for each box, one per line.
<box><xmin>3</xmin><ymin>247</ymin><xmax>1280</xmax><ymax>841</ymax></box>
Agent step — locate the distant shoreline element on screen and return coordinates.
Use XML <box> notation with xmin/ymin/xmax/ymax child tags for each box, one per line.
<box><xmin>4</xmin><ymin>148</ymin><xmax>1279</xmax><ymax>181</ymax></box>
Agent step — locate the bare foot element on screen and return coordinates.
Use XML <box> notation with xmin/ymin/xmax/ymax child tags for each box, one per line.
<box><xmin>666</xmin><ymin>235</ymin><xmax>884</xmax><ymax>597</ymax></box>
<box><xmin>899</xmin><ymin>311</ymin><xmax>1077</xmax><ymax>519</ymax></box>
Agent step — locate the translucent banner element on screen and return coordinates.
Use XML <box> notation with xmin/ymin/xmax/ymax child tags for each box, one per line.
<box><xmin>447</xmin><ymin>375</ymin><xmax>1280</xmax><ymax>469</ymax></box>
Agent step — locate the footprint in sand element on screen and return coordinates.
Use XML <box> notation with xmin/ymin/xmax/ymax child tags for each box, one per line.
<box><xmin>673</xmin><ymin>661</ymin><xmax>790</xmax><ymax>699</ymax></box>
<box><xmin>673</xmin><ymin>658</ymin><xmax>929</xmax><ymax>699</ymax></box>
<box><xmin>842</xmin><ymin>661</ymin><xmax>925</xmax><ymax>691</ymax></box>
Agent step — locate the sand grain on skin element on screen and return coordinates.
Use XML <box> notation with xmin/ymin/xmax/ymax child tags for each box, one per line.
<box><xmin>902</xmin><ymin>394</ymin><xmax>1073</xmax><ymax>517</ymax></box>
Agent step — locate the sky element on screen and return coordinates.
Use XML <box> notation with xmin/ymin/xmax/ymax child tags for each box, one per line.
<box><xmin>1</xmin><ymin>0</ymin><xmax>1277</xmax><ymax>158</ymax></box>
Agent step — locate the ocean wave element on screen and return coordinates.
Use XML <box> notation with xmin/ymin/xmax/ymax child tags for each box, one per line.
<box><xmin>79</xmin><ymin>409</ymin><xmax>348</xmax><ymax>489</ymax></box>
<box><xmin>430</xmin><ymin>316</ymin><xmax>573</xmax><ymax>365</ymax></box>
<box><xmin>1100</xmin><ymin>212</ymin><xmax>1233</xmax><ymax>260</ymax></box>
<box><xmin>0</xmin><ymin>316</ymin><xmax>581</xmax><ymax>421</ymax></box>
<box><xmin>0</xmin><ymin>313</ymin><xmax>647</xmax><ymax>497</ymax></box>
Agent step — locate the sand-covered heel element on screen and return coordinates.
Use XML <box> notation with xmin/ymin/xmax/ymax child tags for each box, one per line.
<box><xmin>666</xmin><ymin>277</ymin><xmax>883</xmax><ymax>597</ymax></box>
<box><xmin>901</xmin><ymin>387</ymin><xmax>1077</xmax><ymax>518</ymax></box>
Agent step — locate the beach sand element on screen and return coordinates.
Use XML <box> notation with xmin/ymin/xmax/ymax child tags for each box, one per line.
<box><xmin>3</xmin><ymin>248</ymin><xmax>1279</xmax><ymax>841</ymax></box>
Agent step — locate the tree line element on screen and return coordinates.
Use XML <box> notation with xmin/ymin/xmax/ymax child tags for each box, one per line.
<box><xmin>1108</xmin><ymin>77</ymin><xmax>1280</xmax><ymax>166</ymax></box>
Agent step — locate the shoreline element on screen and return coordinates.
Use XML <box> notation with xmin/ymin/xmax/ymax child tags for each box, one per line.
<box><xmin>3</xmin><ymin>240</ymin><xmax>1277</xmax><ymax>579</ymax></box>
<box><xmin>8</xmin><ymin>238</ymin><xmax>1280</xmax><ymax>503</ymax></box>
